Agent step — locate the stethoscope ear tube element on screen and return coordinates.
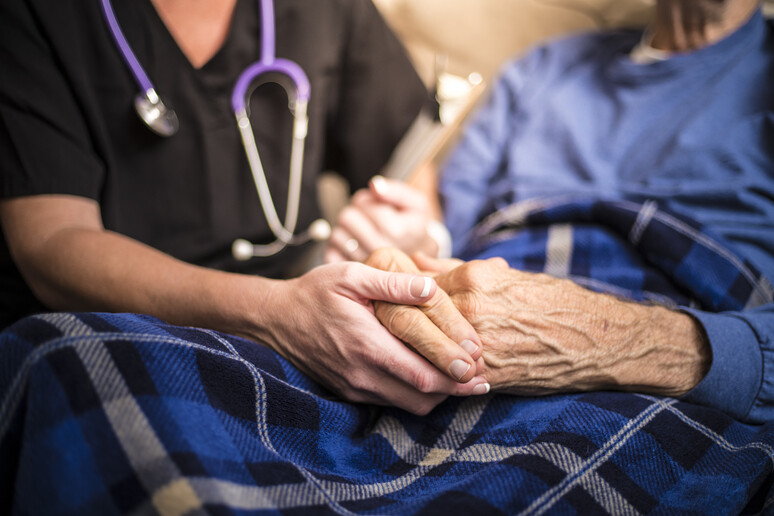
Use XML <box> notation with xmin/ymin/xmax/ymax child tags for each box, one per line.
<box><xmin>229</xmin><ymin>51</ymin><xmax>316</xmax><ymax>259</ymax></box>
<box><xmin>232</xmin><ymin>93</ymin><xmax>326</xmax><ymax>260</ymax></box>
<box><xmin>100</xmin><ymin>0</ymin><xmax>179</xmax><ymax>137</ymax></box>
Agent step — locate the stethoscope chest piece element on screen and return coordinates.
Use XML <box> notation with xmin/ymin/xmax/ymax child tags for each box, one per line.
<box><xmin>135</xmin><ymin>90</ymin><xmax>179</xmax><ymax>137</ymax></box>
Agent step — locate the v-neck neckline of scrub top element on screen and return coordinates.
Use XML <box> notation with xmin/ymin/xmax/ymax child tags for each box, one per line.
<box><xmin>135</xmin><ymin>0</ymin><xmax>262</xmax><ymax>127</ymax></box>
<box><xmin>143</xmin><ymin>0</ymin><xmax>242</xmax><ymax>74</ymax></box>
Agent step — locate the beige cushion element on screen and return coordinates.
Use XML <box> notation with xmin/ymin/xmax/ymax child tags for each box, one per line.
<box><xmin>373</xmin><ymin>0</ymin><xmax>655</xmax><ymax>85</ymax></box>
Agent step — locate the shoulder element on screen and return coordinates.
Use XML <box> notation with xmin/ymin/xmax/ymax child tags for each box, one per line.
<box><xmin>495</xmin><ymin>29</ymin><xmax>640</xmax><ymax>95</ymax></box>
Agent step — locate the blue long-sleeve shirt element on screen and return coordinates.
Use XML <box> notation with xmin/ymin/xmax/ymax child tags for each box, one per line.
<box><xmin>440</xmin><ymin>10</ymin><xmax>774</xmax><ymax>423</ymax></box>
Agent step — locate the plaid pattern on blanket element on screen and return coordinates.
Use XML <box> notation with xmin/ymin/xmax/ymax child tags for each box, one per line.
<box><xmin>1</xmin><ymin>311</ymin><xmax>773</xmax><ymax>515</ymax></box>
<box><xmin>462</xmin><ymin>196</ymin><xmax>774</xmax><ymax>311</ymax></box>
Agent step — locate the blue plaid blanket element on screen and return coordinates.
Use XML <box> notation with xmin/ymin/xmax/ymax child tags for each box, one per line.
<box><xmin>1</xmin><ymin>312</ymin><xmax>773</xmax><ymax>515</ymax></box>
<box><xmin>1</xmin><ymin>198</ymin><xmax>773</xmax><ymax>514</ymax></box>
<box><xmin>463</xmin><ymin>196</ymin><xmax>773</xmax><ymax>311</ymax></box>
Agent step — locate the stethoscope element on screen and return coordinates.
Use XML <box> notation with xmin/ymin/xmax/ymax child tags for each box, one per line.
<box><xmin>99</xmin><ymin>0</ymin><xmax>332</xmax><ymax>260</ymax></box>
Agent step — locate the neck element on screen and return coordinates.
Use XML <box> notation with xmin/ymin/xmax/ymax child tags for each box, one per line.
<box><xmin>150</xmin><ymin>0</ymin><xmax>238</xmax><ymax>69</ymax></box>
<box><xmin>649</xmin><ymin>0</ymin><xmax>760</xmax><ymax>52</ymax></box>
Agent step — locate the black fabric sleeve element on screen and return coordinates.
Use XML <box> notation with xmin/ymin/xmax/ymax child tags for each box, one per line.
<box><xmin>0</xmin><ymin>0</ymin><xmax>105</xmax><ymax>200</ymax></box>
<box><xmin>324</xmin><ymin>0</ymin><xmax>428</xmax><ymax>191</ymax></box>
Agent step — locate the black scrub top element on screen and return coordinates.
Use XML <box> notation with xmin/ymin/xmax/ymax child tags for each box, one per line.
<box><xmin>0</xmin><ymin>0</ymin><xmax>428</xmax><ymax>328</ymax></box>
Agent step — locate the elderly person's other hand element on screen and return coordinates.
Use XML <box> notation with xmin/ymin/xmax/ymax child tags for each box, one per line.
<box><xmin>378</xmin><ymin>251</ymin><xmax>711</xmax><ymax>398</ymax></box>
<box><xmin>325</xmin><ymin>177</ymin><xmax>441</xmax><ymax>263</ymax></box>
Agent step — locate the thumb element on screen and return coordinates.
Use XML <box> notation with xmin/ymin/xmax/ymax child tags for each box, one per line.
<box><xmin>347</xmin><ymin>263</ymin><xmax>437</xmax><ymax>305</ymax></box>
<box><xmin>369</xmin><ymin>176</ymin><xmax>427</xmax><ymax>211</ymax></box>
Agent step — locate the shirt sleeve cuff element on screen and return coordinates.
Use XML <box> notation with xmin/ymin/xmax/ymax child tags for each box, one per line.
<box><xmin>679</xmin><ymin>309</ymin><xmax>763</xmax><ymax>421</ymax></box>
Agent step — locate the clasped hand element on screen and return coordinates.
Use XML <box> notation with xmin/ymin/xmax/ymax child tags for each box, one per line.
<box><xmin>366</xmin><ymin>248</ymin><xmax>710</xmax><ymax>398</ymax></box>
<box><xmin>252</xmin><ymin>260</ymin><xmax>490</xmax><ymax>415</ymax></box>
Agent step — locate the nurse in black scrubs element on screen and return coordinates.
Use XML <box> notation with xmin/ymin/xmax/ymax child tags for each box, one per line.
<box><xmin>0</xmin><ymin>0</ymin><xmax>489</xmax><ymax>413</ymax></box>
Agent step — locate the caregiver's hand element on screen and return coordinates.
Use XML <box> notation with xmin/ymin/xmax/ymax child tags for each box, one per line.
<box><xmin>364</xmin><ymin>248</ymin><xmax>488</xmax><ymax>390</ymax></box>
<box><xmin>325</xmin><ymin>177</ymin><xmax>439</xmax><ymax>263</ymax></box>
<box><xmin>419</xmin><ymin>256</ymin><xmax>711</xmax><ymax>397</ymax></box>
<box><xmin>251</xmin><ymin>260</ymin><xmax>490</xmax><ymax>415</ymax></box>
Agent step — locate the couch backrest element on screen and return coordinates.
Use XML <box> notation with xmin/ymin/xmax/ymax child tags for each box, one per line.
<box><xmin>375</xmin><ymin>0</ymin><xmax>774</xmax><ymax>84</ymax></box>
<box><xmin>373</xmin><ymin>0</ymin><xmax>656</xmax><ymax>85</ymax></box>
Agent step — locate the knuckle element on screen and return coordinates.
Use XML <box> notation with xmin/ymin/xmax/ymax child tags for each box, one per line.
<box><xmin>338</xmin><ymin>205</ymin><xmax>358</xmax><ymax>226</ymax></box>
<box><xmin>376</xmin><ymin>304</ymin><xmax>403</xmax><ymax>330</ymax></box>
<box><xmin>366</xmin><ymin>247</ymin><xmax>396</xmax><ymax>270</ymax></box>
<box><xmin>338</xmin><ymin>261</ymin><xmax>364</xmax><ymax>287</ymax></box>
<box><xmin>410</xmin><ymin>404</ymin><xmax>432</xmax><ymax>417</ymax></box>
<box><xmin>383</xmin><ymin>309</ymin><xmax>428</xmax><ymax>346</ymax></box>
<box><xmin>458</xmin><ymin>260</ymin><xmax>493</xmax><ymax>285</ymax></box>
<box><xmin>384</xmin><ymin>273</ymin><xmax>405</xmax><ymax>300</ymax></box>
<box><xmin>456</xmin><ymin>293</ymin><xmax>482</xmax><ymax>320</ymax></box>
<box><xmin>489</xmin><ymin>257</ymin><xmax>509</xmax><ymax>268</ymax></box>
<box><xmin>410</xmin><ymin>370</ymin><xmax>438</xmax><ymax>394</ymax></box>
<box><xmin>347</xmin><ymin>371</ymin><xmax>375</xmax><ymax>395</ymax></box>
<box><xmin>351</xmin><ymin>189</ymin><xmax>371</xmax><ymax>205</ymax></box>
<box><xmin>406</xmin><ymin>397</ymin><xmax>439</xmax><ymax>416</ymax></box>
<box><xmin>466</xmin><ymin>260</ymin><xmax>489</xmax><ymax>277</ymax></box>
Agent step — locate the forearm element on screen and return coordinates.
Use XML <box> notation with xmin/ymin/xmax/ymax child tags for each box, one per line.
<box><xmin>574</xmin><ymin>299</ymin><xmax>710</xmax><ymax>397</ymax></box>
<box><xmin>13</xmin><ymin>225</ymin><xmax>273</xmax><ymax>339</ymax></box>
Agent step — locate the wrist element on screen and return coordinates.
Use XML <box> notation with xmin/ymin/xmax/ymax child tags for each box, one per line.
<box><xmin>197</xmin><ymin>272</ymin><xmax>285</xmax><ymax>350</ymax></box>
<box><xmin>623</xmin><ymin>304</ymin><xmax>710</xmax><ymax>396</ymax></box>
<box><xmin>234</xmin><ymin>276</ymin><xmax>286</xmax><ymax>346</ymax></box>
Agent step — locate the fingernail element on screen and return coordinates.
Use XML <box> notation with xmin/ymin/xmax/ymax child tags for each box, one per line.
<box><xmin>409</xmin><ymin>276</ymin><xmax>433</xmax><ymax>298</ymax></box>
<box><xmin>371</xmin><ymin>175</ymin><xmax>386</xmax><ymax>194</ymax></box>
<box><xmin>450</xmin><ymin>359</ymin><xmax>471</xmax><ymax>380</ymax></box>
<box><xmin>472</xmin><ymin>383</ymin><xmax>491</xmax><ymax>395</ymax></box>
<box><xmin>460</xmin><ymin>339</ymin><xmax>478</xmax><ymax>355</ymax></box>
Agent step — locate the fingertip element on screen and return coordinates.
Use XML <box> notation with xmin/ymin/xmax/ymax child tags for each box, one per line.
<box><xmin>460</xmin><ymin>339</ymin><xmax>480</xmax><ymax>360</ymax></box>
<box><xmin>370</xmin><ymin>175</ymin><xmax>387</xmax><ymax>196</ymax></box>
<box><xmin>450</xmin><ymin>359</ymin><xmax>472</xmax><ymax>381</ymax></box>
<box><xmin>452</xmin><ymin>377</ymin><xmax>490</xmax><ymax>396</ymax></box>
<box><xmin>409</xmin><ymin>275</ymin><xmax>435</xmax><ymax>299</ymax></box>
<box><xmin>472</xmin><ymin>382</ymin><xmax>491</xmax><ymax>395</ymax></box>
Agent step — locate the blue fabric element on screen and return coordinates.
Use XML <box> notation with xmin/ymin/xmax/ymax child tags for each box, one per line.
<box><xmin>441</xmin><ymin>11</ymin><xmax>774</xmax><ymax>425</ymax></box>
<box><xmin>2</xmin><ymin>311</ymin><xmax>773</xmax><ymax>514</ymax></box>
<box><xmin>441</xmin><ymin>10</ymin><xmax>774</xmax><ymax>272</ymax></box>
<box><xmin>462</xmin><ymin>196</ymin><xmax>774</xmax><ymax>423</ymax></box>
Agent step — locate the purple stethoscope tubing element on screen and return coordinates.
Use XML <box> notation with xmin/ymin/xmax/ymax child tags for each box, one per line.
<box><xmin>99</xmin><ymin>0</ymin><xmax>154</xmax><ymax>95</ymax></box>
<box><xmin>100</xmin><ymin>0</ymin><xmax>179</xmax><ymax>136</ymax></box>
<box><xmin>100</xmin><ymin>0</ymin><xmax>328</xmax><ymax>258</ymax></box>
<box><xmin>231</xmin><ymin>0</ymin><xmax>310</xmax><ymax>112</ymax></box>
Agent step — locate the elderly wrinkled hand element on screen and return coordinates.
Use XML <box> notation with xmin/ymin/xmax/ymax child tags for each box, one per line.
<box><xmin>374</xmin><ymin>249</ymin><xmax>711</xmax><ymax>398</ymax></box>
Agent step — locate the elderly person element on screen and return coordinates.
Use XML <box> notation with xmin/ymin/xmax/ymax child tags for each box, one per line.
<box><xmin>331</xmin><ymin>0</ymin><xmax>774</xmax><ymax>424</ymax></box>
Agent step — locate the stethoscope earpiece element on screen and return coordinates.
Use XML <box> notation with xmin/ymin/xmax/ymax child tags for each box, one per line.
<box><xmin>307</xmin><ymin>219</ymin><xmax>332</xmax><ymax>242</ymax></box>
<box><xmin>231</xmin><ymin>218</ymin><xmax>332</xmax><ymax>261</ymax></box>
<box><xmin>232</xmin><ymin>239</ymin><xmax>257</xmax><ymax>261</ymax></box>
